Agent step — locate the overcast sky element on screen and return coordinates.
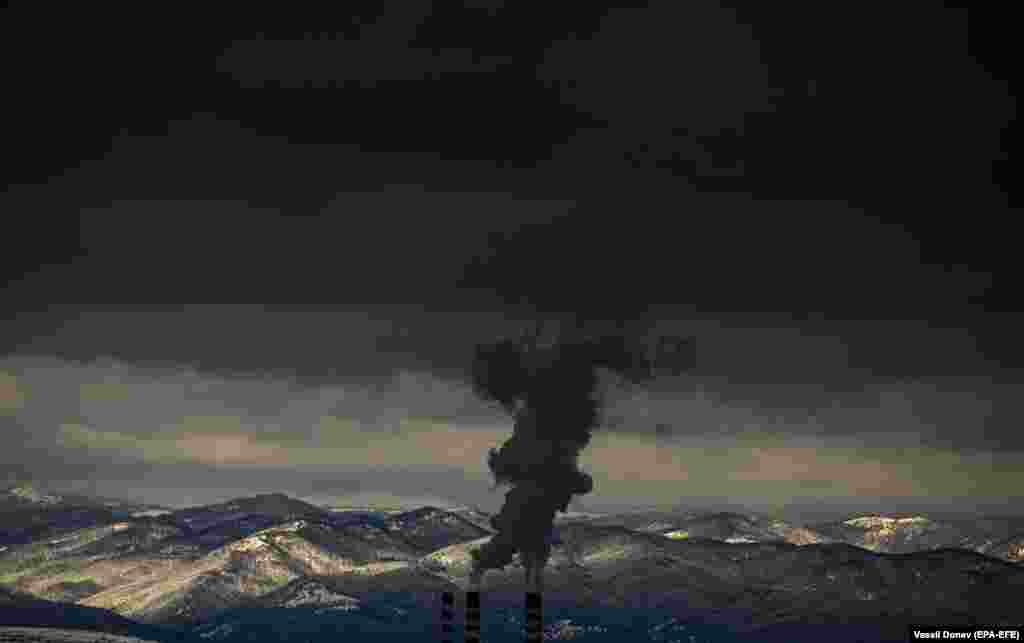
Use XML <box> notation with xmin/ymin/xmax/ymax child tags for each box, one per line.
<box><xmin>1</xmin><ymin>3</ymin><xmax>1019</xmax><ymax>521</ymax></box>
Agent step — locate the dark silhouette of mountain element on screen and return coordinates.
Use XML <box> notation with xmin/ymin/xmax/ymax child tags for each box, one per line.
<box><xmin>0</xmin><ymin>585</ymin><xmax>195</xmax><ymax>642</ymax></box>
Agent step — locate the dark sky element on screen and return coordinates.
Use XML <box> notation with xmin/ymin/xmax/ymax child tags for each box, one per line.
<box><xmin>1</xmin><ymin>3</ymin><xmax>1019</xmax><ymax>519</ymax></box>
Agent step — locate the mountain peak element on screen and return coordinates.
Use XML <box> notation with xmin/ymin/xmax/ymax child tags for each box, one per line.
<box><xmin>206</xmin><ymin>492</ymin><xmax>326</xmax><ymax>518</ymax></box>
<box><xmin>2</xmin><ymin>480</ymin><xmax>62</xmax><ymax>505</ymax></box>
<box><xmin>250</xmin><ymin>492</ymin><xmax>293</xmax><ymax>502</ymax></box>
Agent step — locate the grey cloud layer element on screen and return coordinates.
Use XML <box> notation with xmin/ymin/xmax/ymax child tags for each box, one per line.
<box><xmin>2</xmin><ymin>351</ymin><xmax>1019</xmax><ymax>510</ymax></box>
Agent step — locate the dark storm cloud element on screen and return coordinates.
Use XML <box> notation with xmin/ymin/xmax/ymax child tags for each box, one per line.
<box><xmin>0</xmin><ymin>113</ymin><xmax>575</xmax><ymax>313</ymax></box>
<box><xmin>1</xmin><ymin>111</ymin><xmax>995</xmax><ymax>394</ymax></box>
<box><xmin>537</xmin><ymin>2</ymin><xmax>1011</xmax><ymax>213</ymax></box>
<box><xmin>2</xmin><ymin>2</ymin><xmax>1017</xmax><ymax>516</ymax></box>
<box><xmin>4</xmin><ymin>307</ymin><xmax>1020</xmax><ymax>453</ymax></box>
<box><xmin>604</xmin><ymin>375</ymin><xmax>1018</xmax><ymax>452</ymax></box>
<box><xmin>0</xmin><ymin>304</ymin><xmax>528</xmax><ymax>388</ymax></box>
<box><xmin>3</xmin><ymin>109</ymin><xmax>997</xmax><ymax>340</ymax></box>
<box><xmin>538</xmin><ymin>1</ymin><xmax>774</xmax><ymax>140</ymax></box>
<box><xmin>216</xmin><ymin>13</ymin><xmax>513</xmax><ymax>87</ymax></box>
<box><xmin>1</xmin><ymin>351</ymin><xmax>502</xmax><ymax>441</ymax></box>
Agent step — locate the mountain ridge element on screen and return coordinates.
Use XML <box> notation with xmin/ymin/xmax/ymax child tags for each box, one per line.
<box><xmin>2</xmin><ymin>489</ymin><xmax>1022</xmax><ymax>641</ymax></box>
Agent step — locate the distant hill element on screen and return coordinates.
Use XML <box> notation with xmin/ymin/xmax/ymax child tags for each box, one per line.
<box><xmin>0</xmin><ymin>482</ymin><xmax>176</xmax><ymax>555</ymax></box>
<box><xmin>0</xmin><ymin>481</ymin><xmax>171</xmax><ymax>515</ymax></box>
<box><xmin>169</xmin><ymin>493</ymin><xmax>327</xmax><ymax>525</ymax></box>
<box><xmin>1</xmin><ymin>482</ymin><xmax>63</xmax><ymax>507</ymax></box>
<box><xmin>809</xmin><ymin>513</ymin><xmax>1024</xmax><ymax>559</ymax></box>
<box><xmin>586</xmin><ymin>509</ymin><xmax>833</xmax><ymax>547</ymax></box>
<box><xmin>3</xmin><ymin>494</ymin><xmax>1024</xmax><ymax>642</ymax></box>
<box><xmin>0</xmin><ymin>498</ymin><xmax>486</xmax><ymax>628</ymax></box>
<box><xmin>979</xmin><ymin>533</ymin><xmax>1024</xmax><ymax>563</ymax></box>
<box><xmin>381</xmin><ymin>506</ymin><xmax>492</xmax><ymax>553</ymax></box>
<box><xmin>446</xmin><ymin>506</ymin><xmax>497</xmax><ymax>534</ymax></box>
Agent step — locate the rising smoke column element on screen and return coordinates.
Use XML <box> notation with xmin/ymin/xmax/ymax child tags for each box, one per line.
<box><xmin>469</xmin><ymin>324</ymin><xmax>694</xmax><ymax>578</ymax></box>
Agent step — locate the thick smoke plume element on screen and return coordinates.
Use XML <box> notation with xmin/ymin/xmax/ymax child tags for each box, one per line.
<box><xmin>469</xmin><ymin>321</ymin><xmax>695</xmax><ymax>582</ymax></box>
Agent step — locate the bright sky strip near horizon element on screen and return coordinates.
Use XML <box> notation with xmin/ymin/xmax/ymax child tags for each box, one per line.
<box><xmin>2</xmin><ymin>326</ymin><xmax>1020</xmax><ymax>520</ymax></box>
